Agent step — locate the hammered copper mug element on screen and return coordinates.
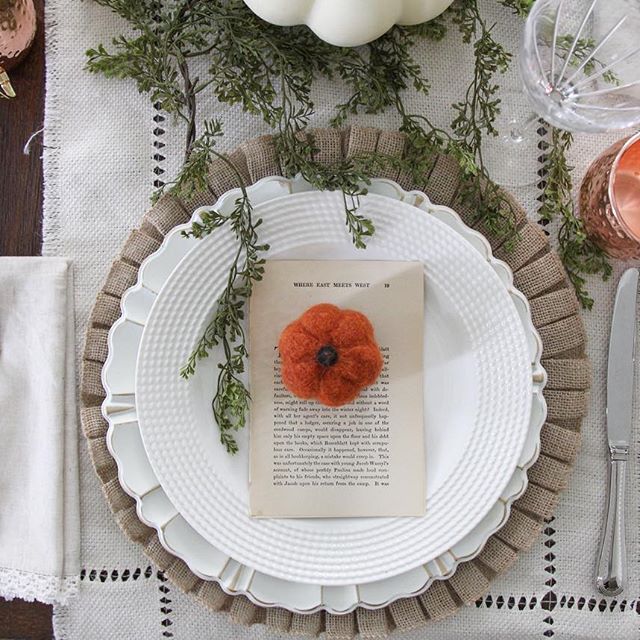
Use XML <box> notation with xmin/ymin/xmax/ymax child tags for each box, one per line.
<box><xmin>580</xmin><ymin>132</ymin><xmax>640</xmax><ymax>260</ymax></box>
<box><xmin>0</xmin><ymin>0</ymin><xmax>37</xmax><ymax>99</ymax></box>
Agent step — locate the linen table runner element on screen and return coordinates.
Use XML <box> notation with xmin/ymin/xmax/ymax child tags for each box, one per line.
<box><xmin>44</xmin><ymin>1</ymin><xmax>639</xmax><ymax>638</ymax></box>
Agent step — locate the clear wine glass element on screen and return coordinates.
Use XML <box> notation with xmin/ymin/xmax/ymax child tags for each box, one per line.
<box><xmin>483</xmin><ymin>0</ymin><xmax>640</xmax><ymax>187</ymax></box>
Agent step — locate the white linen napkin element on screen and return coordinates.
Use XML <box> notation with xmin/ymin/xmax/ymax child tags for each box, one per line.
<box><xmin>0</xmin><ymin>257</ymin><xmax>80</xmax><ymax>604</ymax></box>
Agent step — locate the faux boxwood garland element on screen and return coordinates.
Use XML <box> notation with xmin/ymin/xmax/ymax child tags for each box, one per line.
<box><xmin>80</xmin><ymin>126</ymin><xmax>590</xmax><ymax>638</ymax></box>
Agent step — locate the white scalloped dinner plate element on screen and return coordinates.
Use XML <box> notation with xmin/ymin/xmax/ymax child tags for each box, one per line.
<box><xmin>103</xmin><ymin>177</ymin><xmax>547</xmax><ymax>614</ymax></box>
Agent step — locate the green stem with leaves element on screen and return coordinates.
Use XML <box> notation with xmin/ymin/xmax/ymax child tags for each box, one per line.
<box><xmin>179</xmin><ymin>176</ymin><xmax>269</xmax><ymax>453</ymax></box>
<box><xmin>86</xmin><ymin>0</ymin><xmax>612</xmax><ymax>452</ymax></box>
<box><xmin>539</xmin><ymin>128</ymin><xmax>612</xmax><ymax>310</ymax></box>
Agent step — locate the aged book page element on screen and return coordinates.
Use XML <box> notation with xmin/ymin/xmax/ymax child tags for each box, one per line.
<box><xmin>249</xmin><ymin>260</ymin><xmax>425</xmax><ymax>518</ymax></box>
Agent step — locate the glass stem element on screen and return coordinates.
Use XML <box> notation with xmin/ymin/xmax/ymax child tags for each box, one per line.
<box><xmin>509</xmin><ymin>112</ymin><xmax>540</xmax><ymax>143</ymax></box>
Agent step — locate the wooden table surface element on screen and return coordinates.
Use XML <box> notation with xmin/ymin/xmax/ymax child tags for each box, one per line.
<box><xmin>0</xmin><ymin>0</ymin><xmax>53</xmax><ymax>637</ymax></box>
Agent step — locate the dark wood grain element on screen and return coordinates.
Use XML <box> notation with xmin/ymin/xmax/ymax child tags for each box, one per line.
<box><xmin>0</xmin><ymin>0</ymin><xmax>44</xmax><ymax>257</ymax></box>
<box><xmin>0</xmin><ymin>0</ymin><xmax>53</xmax><ymax>636</ymax></box>
<box><xmin>0</xmin><ymin>598</ymin><xmax>53</xmax><ymax>640</ymax></box>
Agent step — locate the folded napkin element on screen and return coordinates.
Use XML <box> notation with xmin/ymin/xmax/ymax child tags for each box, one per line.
<box><xmin>0</xmin><ymin>257</ymin><xmax>80</xmax><ymax>604</ymax></box>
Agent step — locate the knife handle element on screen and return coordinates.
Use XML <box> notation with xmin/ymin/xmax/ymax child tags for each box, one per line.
<box><xmin>596</xmin><ymin>445</ymin><xmax>628</xmax><ymax>597</ymax></box>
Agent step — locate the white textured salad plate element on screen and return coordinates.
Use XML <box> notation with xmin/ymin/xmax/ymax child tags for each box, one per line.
<box><xmin>103</xmin><ymin>176</ymin><xmax>546</xmax><ymax>614</ymax></box>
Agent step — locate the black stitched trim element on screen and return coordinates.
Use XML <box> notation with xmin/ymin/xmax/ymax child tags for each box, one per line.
<box><xmin>476</xmin><ymin>594</ymin><xmax>539</xmax><ymax>610</ymax></box>
<box><xmin>153</xmin><ymin>101</ymin><xmax>166</xmax><ymax>190</ymax></box>
<box><xmin>79</xmin><ymin>566</ymin><xmax>154</xmax><ymax>582</ymax></box>
<box><xmin>158</xmin><ymin>571</ymin><xmax>174</xmax><ymax>638</ymax></box>
<box><xmin>542</xmin><ymin>516</ymin><xmax>557</xmax><ymax>637</ymax></box>
<box><xmin>536</xmin><ymin>121</ymin><xmax>551</xmax><ymax>237</ymax></box>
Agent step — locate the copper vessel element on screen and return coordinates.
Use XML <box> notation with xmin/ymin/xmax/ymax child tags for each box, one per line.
<box><xmin>580</xmin><ymin>132</ymin><xmax>640</xmax><ymax>260</ymax></box>
<box><xmin>0</xmin><ymin>0</ymin><xmax>37</xmax><ymax>98</ymax></box>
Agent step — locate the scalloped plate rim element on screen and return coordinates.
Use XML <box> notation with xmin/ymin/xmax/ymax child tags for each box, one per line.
<box><xmin>102</xmin><ymin>175</ymin><xmax>546</xmax><ymax>614</ymax></box>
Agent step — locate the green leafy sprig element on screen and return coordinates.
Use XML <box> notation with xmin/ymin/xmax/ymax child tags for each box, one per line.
<box><xmin>539</xmin><ymin>128</ymin><xmax>612</xmax><ymax>310</ymax></box>
<box><xmin>450</xmin><ymin>0</ymin><xmax>519</xmax><ymax>239</ymax></box>
<box><xmin>555</xmin><ymin>35</ymin><xmax>622</xmax><ymax>87</ymax></box>
<box><xmin>179</xmin><ymin>185</ymin><xmax>268</xmax><ymax>453</ymax></box>
<box><xmin>498</xmin><ymin>0</ymin><xmax>536</xmax><ymax>18</ymax></box>
<box><xmin>87</xmin><ymin>0</ymin><xmax>610</xmax><ymax>452</ymax></box>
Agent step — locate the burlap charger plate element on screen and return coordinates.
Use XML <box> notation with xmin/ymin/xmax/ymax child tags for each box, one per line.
<box><xmin>80</xmin><ymin>126</ymin><xmax>590</xmax><ymax>638</ymax></box>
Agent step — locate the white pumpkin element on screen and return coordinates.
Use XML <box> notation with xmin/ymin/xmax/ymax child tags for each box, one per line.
<box><xmin>243</xmin><ymin>0</ymin><xmax>455</xmax><ymax>47</ymax></box>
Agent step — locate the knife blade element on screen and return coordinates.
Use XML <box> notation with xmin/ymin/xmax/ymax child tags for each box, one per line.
<box><xmin>596</xmin><ymin>267</ymin><xmax>638</xmax><ymax>597</ymax></box>
<box><xmin>607</xmin><ymin>268</ymin><xmax>639</xmax><ymax>448</ymax></box>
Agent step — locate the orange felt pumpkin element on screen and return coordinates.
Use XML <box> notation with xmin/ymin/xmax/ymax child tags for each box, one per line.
<box><xmin>278</xmin><ymin>303</ymin><xmax>384</xmax><ymax>407</ymax></box>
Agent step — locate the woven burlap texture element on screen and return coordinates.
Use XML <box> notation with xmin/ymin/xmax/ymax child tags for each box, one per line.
<box><xmin>80</xmin><ymin>126</ymin><xmax>590</xmax><ymax>639</ymax></box>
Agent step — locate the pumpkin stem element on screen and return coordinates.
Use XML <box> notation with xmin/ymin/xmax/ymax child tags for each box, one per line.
<box><xmin>316</xmin><ymin>345</ymin><xmax>339</xmax><ymax>367</ymax></box>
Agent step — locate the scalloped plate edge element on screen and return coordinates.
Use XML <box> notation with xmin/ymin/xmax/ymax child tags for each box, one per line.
<box><xmin>102</xmin><ymin>175</ymin><xmax>546</xmax><ymax>614</ymax></box>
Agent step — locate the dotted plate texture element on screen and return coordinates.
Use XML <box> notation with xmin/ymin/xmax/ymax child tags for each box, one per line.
<box><xmin>134</xmin><ymin>189</ymin><xmax>531</xmax><ymax>585</ymax></box>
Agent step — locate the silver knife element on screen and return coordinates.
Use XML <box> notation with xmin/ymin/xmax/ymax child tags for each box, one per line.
<box><xmin>596</xmin><ymin>267</ymin><xmax>639</xmax><ymax>597</ymax></box>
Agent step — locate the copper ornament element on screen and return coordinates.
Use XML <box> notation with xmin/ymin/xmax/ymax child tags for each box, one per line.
<box><xmin>580</xmin><ymin>132</ymin><xmax>640</xmax><ymax>260</ymax></box>
<box><xmin>0</xmin><ymin>0</ymin><xmax>36</xmax><ymax>99</ymax></box>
